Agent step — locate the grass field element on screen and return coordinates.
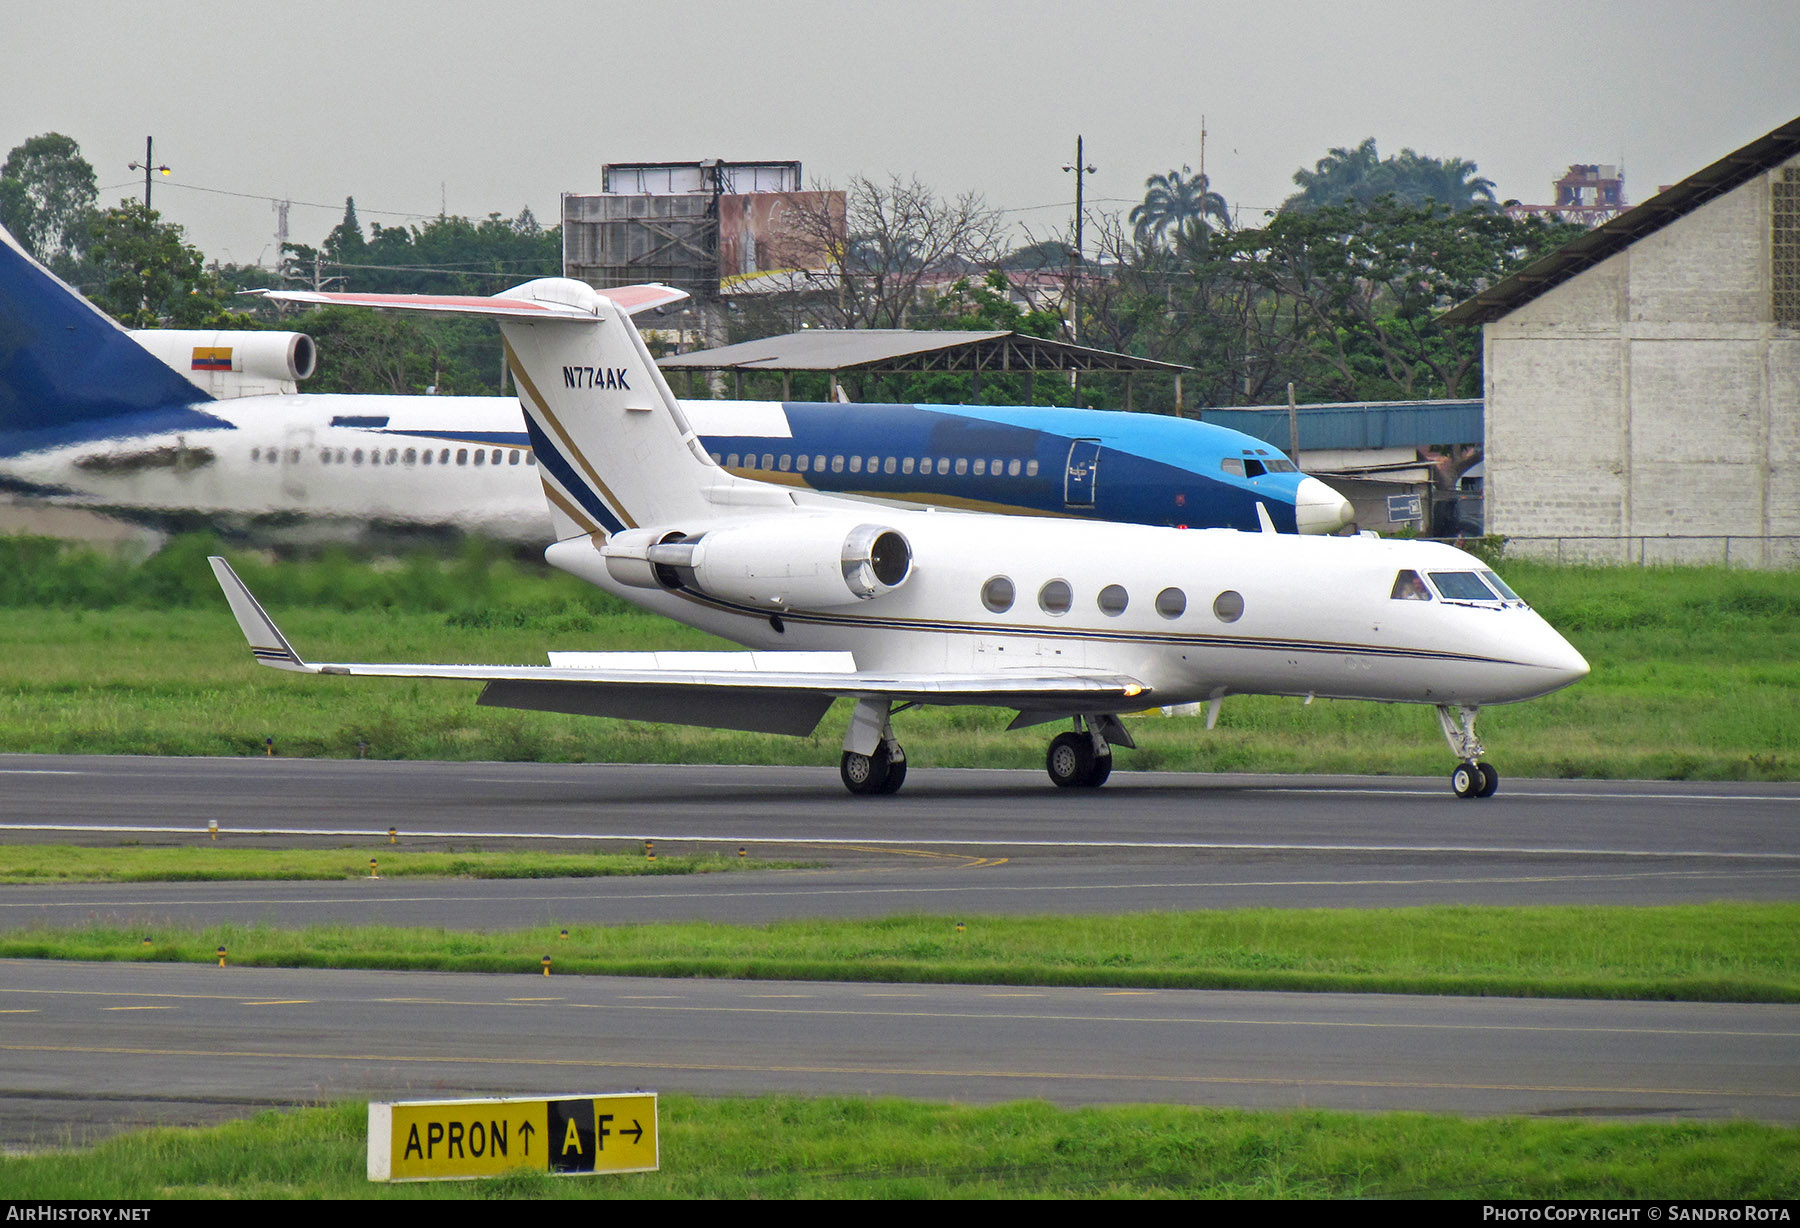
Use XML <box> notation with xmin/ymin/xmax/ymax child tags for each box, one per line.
<box><xmin>1</xmin><ymin>534</ymin><xmax>1796</xmax><ymax>779</ymax></box>
<box><xmin>7</xmin><ymin>902</ymin><xmax>1794</xmax><ymax>1001</ymax></box>
<box><xmin>3</xmin><ymin>1097</ymin><xmax>1795</xmax><ymax>1199</ymax></box>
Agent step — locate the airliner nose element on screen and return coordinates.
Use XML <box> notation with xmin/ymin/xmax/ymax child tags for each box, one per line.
<box><xmin>1294</xmin><ymin>477</ymin><xmax>1354</xmax><ymax>534</ymax></box>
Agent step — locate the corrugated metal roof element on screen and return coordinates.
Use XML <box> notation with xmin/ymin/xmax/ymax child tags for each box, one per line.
<box><xmin>1202</xmin><ymin>398</ymin><xmax>1483</xmax><ymax>451</ymax></box>
<box><xmin>656</xmin><ymin>329</ymin><xmax>1186</xmax><ymax>373</ymax></box>
<box><xmin>1441</xmin><ymin>115</ymin><xmax>1800</xmax><ymax>325</ymax></box>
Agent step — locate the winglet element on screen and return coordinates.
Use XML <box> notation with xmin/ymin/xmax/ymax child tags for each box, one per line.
<box><xmin>208</xmin><ymin>557</ymin><xmax>311</xmax><ymax>672</ymax></box>
<box><xmin>1255</xmin><ymin>502</ymin><xmax>1278</xmax><ymax>534</ymax></box>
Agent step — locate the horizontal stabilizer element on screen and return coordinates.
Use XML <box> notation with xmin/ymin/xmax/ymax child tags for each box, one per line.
<box><xmin>250</xmin><ymin>280</ymin><xmax>688</xmax><ymax>319</ymax></box>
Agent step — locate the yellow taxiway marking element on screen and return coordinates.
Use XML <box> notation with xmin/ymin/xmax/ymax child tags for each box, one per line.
<box><xmin>0</xmin><ymin>1009</ymin><xmax>38</xmax><ymax>1014</ymax></box>
<box><xmin>242</xmin><ymin>1000</ymin><xmax>311</xmax><ymax>1006</ymax></box>
<box><xmin>504</xmin><ymin>997</ymin><xmax>564</xmax><ymax>1002</ymax></box>
<box><xmin>2</xmin><ymin>1040</ymin><xmax>1788</xmax><ymax>1104</ymax></box>
<box><xmin>103</xmin><ymin>1006</ymin><xmax>173</xmax><ymax>1011</ymax></box>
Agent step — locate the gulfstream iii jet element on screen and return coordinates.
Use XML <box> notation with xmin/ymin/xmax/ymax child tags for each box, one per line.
<box><xmin>0</xmin><ymin>222</ymin><xmax>1350</xmax><ymax>540</ymax></box>
<box><xmin>212</xmin><ymin>277</ymin><xmax>1587</xmax><ymax>798</ymax></box>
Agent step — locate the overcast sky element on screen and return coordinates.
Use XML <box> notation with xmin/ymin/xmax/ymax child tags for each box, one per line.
<box><xmin>5</xmin><ymin>0</ymin><xmax>1796</xmax><ymax>267</ymax></box>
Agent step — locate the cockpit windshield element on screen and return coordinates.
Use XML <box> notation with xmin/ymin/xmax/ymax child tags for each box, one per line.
<box><xmin>1429</xmin><ymin>571</ymin><xmax>1500</xmax><ymax>602</ymax></box>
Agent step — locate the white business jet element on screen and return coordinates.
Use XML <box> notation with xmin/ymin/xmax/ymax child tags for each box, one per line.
<box><xmin>212</xmin><ymin>278</ymin><xmax>1587</xmax><ymax>797</ymax></box>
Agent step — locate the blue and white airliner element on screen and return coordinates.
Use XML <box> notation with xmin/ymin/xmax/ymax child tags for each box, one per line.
<box><xmin>0</xmin><ymin>223</ymin><xmax>1351</xmax><ymax>541</ymax></box>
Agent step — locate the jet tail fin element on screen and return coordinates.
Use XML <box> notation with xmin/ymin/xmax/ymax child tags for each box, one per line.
<box><xmin>0</xmin><ymin>223</ymin><xmax>216</xmax><ymax>434</ymax></box>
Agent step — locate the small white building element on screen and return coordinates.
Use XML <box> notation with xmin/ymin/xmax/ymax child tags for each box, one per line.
<box><xmin>1445</xmin><ymin>118</ymin><xmax>1800</xmax><ymax>566</ymax></box>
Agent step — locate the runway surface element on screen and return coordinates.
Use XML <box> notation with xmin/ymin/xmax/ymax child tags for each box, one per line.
<box><xmin>1</xmin><ymin>754</ymin><xmax>1795</xmax><ymax>1145</ymax></box>
<box><xmin>4</xmin><ymin>960</ymin><xmax>1797</xmax><ymax>1146</ymax></box>
<box><xmin>2</xmin><ymin>755</ymin><xmax>1797</xmax><ymax>926</ymax></box>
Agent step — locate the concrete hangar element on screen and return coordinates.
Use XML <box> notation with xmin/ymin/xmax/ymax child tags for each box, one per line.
<box><xmin>1445</xmin><ymin>116</ymin><xmax>1800</xmax><ymax>567</ymax></box>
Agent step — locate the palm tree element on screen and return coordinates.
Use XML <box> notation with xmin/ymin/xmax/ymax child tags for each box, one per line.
<box><xmin>1287</xmin><ymin>139</ymin><xmax>1391</xmax><ymax>210</ymax></box>
<box><xmin>1130</xmin><ymin>167</ymin><xmax>1229</xmax><ymax>247</ymax></box>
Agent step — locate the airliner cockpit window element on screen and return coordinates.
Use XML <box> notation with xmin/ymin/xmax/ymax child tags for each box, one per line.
<box><xmin>1390</xmin><ymin>570</ymin><xmax>1431</xmax><ymax>601</ymax></box>
<box><xmin>1265</xmin><ymin>458</ymin><xmax>1297</xmax><ymax>472</ymax></box>
<box><xmin>1221</xmin><ymin>458</ymin><xmax>1246</xmax><ymax>477</ymax></box>
<box><xmin>1429</xmin><ymin>571</ymin><xmax>1500</xmax><ymax>602</ymax></box>
<box><xmin>1480</xmin><ymin>571</ymin><xmax>1524</xmax><ymax>603</ymax></box>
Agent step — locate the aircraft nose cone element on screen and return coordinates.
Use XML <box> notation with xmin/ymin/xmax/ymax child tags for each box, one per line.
<box><xmin>1294</xmin><ymin>477</ymin><xmax>1354</xmax><ymax>534</ymax></box>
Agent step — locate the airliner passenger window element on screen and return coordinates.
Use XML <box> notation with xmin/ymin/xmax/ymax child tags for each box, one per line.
<box><xmin>456</xmin><ymin>449</ymin><xmax>467</xmax><ymax>465</ymax></box>
<box><xmin>1429</xmin><ymin>572</ymin><xmax>1500</xmax><ymax>602</ymax></box>
<box><xmin>866</xmin><ymin>456</ymin><xmax>878</xmax><ymax>472</ymax></box>
<box><xmin>726</xmin><ymin>453</ymin><xmax>740</xmax><ymax>468</ymax></box>
<box><xmin>251</xmin><ymin>448</ymin><xmax>260</xmax><ymax>462</ymax></box>
<box><xmin>1026</xmin><ymin>460</ymin><xmax>1039</xmax><ymax>477</ymax></box>
<box><xmin>1038</xmin><ymin>579</ymin><xmax>1072</xmax><ymax>615</ymax></box>
<box><xmin>849</xmin><ymin>456</ymin><xmax>862</xmax><ymax>473</ymax></box>
<box><xmin>509</xmin><ymin>450</ymin><xmax>521</xmax><ymax>465</ymax></box>
<box><xmin>352</xmin><ymin>449</ymin><xmax>364</xmax><ymax>465</ymax></box>
<box><xmin>981</xmin><ymin>576</ymin><xmax>1015</xmax><ymax>613</ymax></box>
<box><xmin>1155</xmin><ymin>587</ymin><xmax>1187</xmax><ymax>619</ymax></box>
<box><xmin>778</xmin><ymin>454</ymin><xmax>792</xmax><ymax>472</ymax></box>
<box><xmin>902</xmin><ymin>458</ymin><xmax>915</xmax><ymax>475</ymax></box>
<box><xmin>1391</xmin><ymin>571</ymin><xmax>1431</xmax><ymax>601</ymax></box>
<box><xmin>1213</xmin><ymin>590</ymin><xmax>1245</xmax><ymax>622</ymax></box>
<box><xmin>955</xmin><ymin>458</ymin><xmax>968</xmax><ymax>476</ymax></box>
<box><xmin>973</xmin><ymin>459</ymin><xmax>986</xmax><ymax>476</ymax></box>
<box><xmin>403</xmin><ymin>449</ymin><xmax>416</xmax><ymax>464</ymax></box>
<box><xmin>318</xmin><ymin>450</ymin><xmax>330</xmax><ymax>464</ymax></box>
<box><xmin>884</xmin><ymin>457</ymin><xmax>896</xmax><ymax>475</ymax></box>
<box><xmin>762</xmin><ymin>453</ymin><xmax>775</xmax><ymax>470</ymax></box>
<box><xmin>1008</xmin><ymin>460</ymin><xmax>1021</xmax><ymax>477</ymax></box>
<box><xmin>1098</xmin><ymin>585</ymin><xmax>1129</xmax><ymax>616</ymax></box>
<box><xmin>831</xmin><ymin>456</ymin><xmax>844</xmax><ymax>473</ymax></box>
<box><xmin>710</xmin><ymin>452</ymin><xmax>722</xmax><ymax>464</ymax></box>
<box><xmin>384</xmin><ymin>449</ymin><xmax>396</xmax><ymax>465</ymax></box>
<box><xmin>814</xmin><ymin>455</ymin><xmax>826</xmax><ymax>471</ymax></box>
<box><xmin>796</xmin><ymin>455</ymin><xmax>809</xmax><ymax>473</ymax></box>
<box><xmin>438</xmin><ymin>449</ymin><xmax>450</xmax><ymax>465</ymax></box>
<box><xmin>936</xmin><ymin>458</ymin><xmax>950</xmax><ymax>475</ymax></box>
<box><xmin>473</xmin><ymin>450</ymin><xmax>485</xmax><ymax>466</ymax></box>
<box><xmin>491</xmin><ymin>450</ymin><xmax>502</xmax><ymax>465</ymax></box>
<box><xmin>526</xmin><ymin>453</ymin><xmax>536</xmax><ymax>466</ymax></box>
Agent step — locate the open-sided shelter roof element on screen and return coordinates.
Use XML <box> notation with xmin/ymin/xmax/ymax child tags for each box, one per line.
<box><xmin>655</xmin><ymin>329</ymin><xmax>1186</xmax><ymax>375</ymax></box>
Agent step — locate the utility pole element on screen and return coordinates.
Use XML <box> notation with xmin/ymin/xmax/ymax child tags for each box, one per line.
<box><xmin>1063</xmin><ymin>135</ymin><xmax>1096</xmax><ymax>402</ymax></box>
<box><xmin>127</xmin><ymin>137</ymin><xmax>170</xmax><ymax>211</ymax></box>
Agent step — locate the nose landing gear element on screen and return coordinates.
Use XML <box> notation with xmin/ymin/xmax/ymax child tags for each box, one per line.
<box><xmin>1438</xmin><ymin>704</ymin><xmax>1499</xmax><ymax>799</ymax></box>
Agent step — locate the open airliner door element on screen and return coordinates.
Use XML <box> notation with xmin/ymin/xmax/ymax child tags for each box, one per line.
<box><xmin>220</xmin><ymin>276</ymin><xmax>1587</xmax><ymax>797</ymax></box>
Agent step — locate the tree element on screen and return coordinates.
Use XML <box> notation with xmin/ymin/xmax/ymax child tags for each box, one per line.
<box><xmin>0</xmin><ymin>132</ymin><xmax>98</xmax><ymax>273</ymax></box>
<box><xmin>81</xmin><ymin>202</ymin><xmax>229</xmax><ymax>327</ymax></box>
<box><xmin>775</xmin><ymin>175</ymin><xmax>1004</xmax><ymax>329</ymax></box>
<box><xmin>1129</xmin><ymin>166</ymin><xmax>1228</xmax><ymax>247</ymax></box>
<box><xmin>1285</xmin><ymin>139</ymin><xmax>1497</xmax><ymax>212</ymax></box>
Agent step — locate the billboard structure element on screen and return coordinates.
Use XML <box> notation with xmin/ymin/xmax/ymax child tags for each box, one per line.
<box><xmin>562</xmin><ymin>161</ymin><xmax>844</xmax><ymax>302</ymax></box>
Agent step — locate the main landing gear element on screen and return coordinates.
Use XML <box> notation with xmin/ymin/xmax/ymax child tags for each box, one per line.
<box><xmin>1438</xmin><ymin>704</ymin><xmax>1499</xmax><ymax>799</ymax></box>
<box><xmin>840</xmin><ymin>698</ymin><xmax>908</xmax><ymax>795</ymax></box>
<box><xmin>1045</xmin><ymin>714</ymin><xmax>1127</xmax><ymax>789</ymax></box>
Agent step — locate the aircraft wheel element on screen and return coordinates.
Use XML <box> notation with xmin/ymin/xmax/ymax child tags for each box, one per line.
<box><xmin>1476</xmin><ymin>761</ymin><xmax>1499</xmax><ymax>798</ymax></box>
<box><xmin>1451</xmin><ymin>761</ymin><xmax>1482</xmax><ymax>799</ymax></box>
<box><xmin>877</xmin><ymin>753</ymin><xmax>908</xmax><ymax>795</ymax></box>
<box><xmin>1047</xmin><ymin>732</ymin><xmax>1095</xmax><ymax>788</ymax></box>
<box><xmin>1087</xmin><ymin>753</ymin><xmax>1113</xmax><ymax>788</ymax></box>
<box><xmin>840</xmin><ymin>747</ymin><xmax>891</xmax><ymax>795</ymax></box>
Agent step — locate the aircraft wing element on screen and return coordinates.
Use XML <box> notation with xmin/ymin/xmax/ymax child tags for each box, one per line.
<box><xmin>211</xmin><ymin>557</ymin><xmax>1147</xmax><ymax>736</ymax></box>
<box><xmin>249</xmin><ymin>282</ymin><xmax>689</xmax><ymax>318</ymax></box>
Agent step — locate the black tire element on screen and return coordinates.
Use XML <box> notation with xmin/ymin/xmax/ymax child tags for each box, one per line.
<box><xmin>877</xmin><ymin>756</ymin><xmax>908</xmax><ymax>794</ymax></box>
<box><xmin>1086</xmin><ymin>753</ymin><xmax>1113</xmax><ymax>788</ymax></box>
<box><xmin>1047</xmin><ymin>732</ymin><xmax>1095</xmax><ymax>788</ymax></box>
<box><xmin>1476</xmin><ymin>761</ymin><xmax>1499</xmax><ymax>798</ymax></box>
<box><xmin>840</xmin><ymin>747</ymin><xmax>891</xmax><ymax>795</ymax></box>
<box><xmin>1451</xmin><ymin>762</ymin><xmax>1481</xmax><ymax>799</ymax></box>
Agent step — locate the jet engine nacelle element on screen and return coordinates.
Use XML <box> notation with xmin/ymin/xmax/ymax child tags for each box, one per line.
<box><xmin>602</xmin><ymin>517</ymin><xmax>912</xmax><ymax>608</ymax></box>
<box><xmin>130</xmin><ymin>329</ymin><xmax>317</xmax><ymax>399</ymax></box>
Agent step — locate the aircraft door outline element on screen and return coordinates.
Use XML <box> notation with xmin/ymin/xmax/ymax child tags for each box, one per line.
<box><xmin>1064</xmin><ymin>438</ymin><xmax>1100</xmax><ymax>507</ymax></box>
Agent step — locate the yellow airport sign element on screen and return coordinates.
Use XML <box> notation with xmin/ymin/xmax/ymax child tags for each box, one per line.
<box><xmin>368</xmin><ymin>1092</ymin><xmax>658</xmax><ymax>1182</ymax></box>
